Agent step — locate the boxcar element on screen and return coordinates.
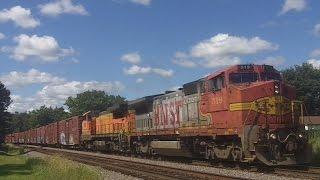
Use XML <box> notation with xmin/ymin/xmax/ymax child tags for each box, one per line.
<box><xmin>4</xmin><ymin>134</ymin><xmax>10</xmax><ymax>143</ymax></box>
<box><xmin>58</xmin><ymin>120</ymin><xmax>68</xmax><ymax>145</ymax></box>
<box><xmin>31</xmin><ymin>129</ymin><xmax>37</xmax><ymax>144</ymax></box>
<box><xmin>26</xmin><ymin>129</ymin><xmax>31</xmax><ymax>144</ymax></box>
<box><xmin>36</xmin><ymin>127</ymin><xmax>41</xmax><ymax>144</ymax></box>
<box><xmin>40</xmin><ymin>126</ymin><xmax>46</xmax><ymax>144</ymax></box>
<box><xmin>46</xmin><ymin>122</ymin><xmax>58</xmax><ymax>145</ymax></box>
<box><xmin>13</xmin><ymin>133</ymin><xmax>17</xmax><ymax>143</ymax></box>
<box><xmin>19</xmin><ymin>131</ymin><xmax>25</xmax><ymax>144</ymax></box>
<box><xmin>59</xmin><ymin>116</ymin><xmax>84</xmax><ymax>146</ymax></box>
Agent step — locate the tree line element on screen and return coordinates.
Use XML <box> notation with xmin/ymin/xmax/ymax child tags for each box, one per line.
<box><xmin>0</xmin><ymin>89</ymin><xmax>125</xmax><ymax>143</ymax></box>
<box><xmin>0</xmin><ymin>62</ymin><xmax>320</xmax><ymax>143</ymax></box>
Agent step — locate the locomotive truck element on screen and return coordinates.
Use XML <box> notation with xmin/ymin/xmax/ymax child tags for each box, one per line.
<box><xmin>5</xmin><ymin>64</ymin><xmax>309</xmax><ymax>166</ymax></box>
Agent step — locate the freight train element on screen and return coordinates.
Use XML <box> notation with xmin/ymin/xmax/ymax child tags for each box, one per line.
<box><xmin>5</xmin><ymin>64</ymin><xmax>309</xmax><ymax>166</ymax></box>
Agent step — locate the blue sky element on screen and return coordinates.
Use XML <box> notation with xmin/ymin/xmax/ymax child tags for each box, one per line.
<box><xmin>0</xmin><ymin>0</ymin><xmax>319</xmax><ymax>112</ymax></box>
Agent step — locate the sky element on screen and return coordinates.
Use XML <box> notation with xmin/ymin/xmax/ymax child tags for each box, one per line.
<box><xmin>0</xmin><ymin>0</ymin><xmax>319</xmax><ymax>112</ymax></box>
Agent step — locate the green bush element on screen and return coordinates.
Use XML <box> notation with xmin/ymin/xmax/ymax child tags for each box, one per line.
<box><xmin>309</xmin><ymin>137</ymin><xmax>320</xmax><ymax>163</ymax></box>
<box><xmin>0</xmin><ymin>143</ymin><xmax>25</xmax><ymax>155</ymax></box>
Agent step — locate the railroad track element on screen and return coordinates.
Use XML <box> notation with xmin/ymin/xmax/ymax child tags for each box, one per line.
<box><xmin>191</xmin><ymin>160</ymin><xmax>320</xmax><ymax>180</ymax></box>
<box><xmin>272</xmin><ymin>166</ymin><xmax>320</xmax><ymax>180</ymax></box>
<box><xmin>31</xmin><ymin>147</ymin><xmax>240</xmax><ymax>180</ymax></box>
<box><xmin>27</xmin><ymin>146</ymin><xmax>320</xmax><ymax>180</ymax></box>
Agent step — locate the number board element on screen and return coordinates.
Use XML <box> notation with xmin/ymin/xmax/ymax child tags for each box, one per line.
<box><xmin>238</xmin><ymin>64</ymin><xmax>254</xmax><ymax>71</ymax></box>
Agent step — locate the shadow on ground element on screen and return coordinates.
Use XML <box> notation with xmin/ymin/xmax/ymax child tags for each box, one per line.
<box><xmin>0</xmin><ymin>157</ymin><xmax>44</xmax><ymax>177</ymax></box>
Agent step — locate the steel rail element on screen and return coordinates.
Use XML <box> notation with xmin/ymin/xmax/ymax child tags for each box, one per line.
<box><xmin>32</xmin><ymin>147</ymin><xmax>242</xmax><ymax>180</ymax></box>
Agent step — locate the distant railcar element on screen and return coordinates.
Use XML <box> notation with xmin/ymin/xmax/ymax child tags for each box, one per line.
<box><xmin>46</xmin><ymin>122</ymin><xmax>58</xmax><ymax>145</ymax></box>
<box><xmin>58</xmin><ymin>116</ymin><xmax>84</xmax><ymax>146</ymax></box>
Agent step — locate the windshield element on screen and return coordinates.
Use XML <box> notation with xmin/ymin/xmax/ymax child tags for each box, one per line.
<box><xmin>229</xmin><ymin>73</ymin><xmax>258</xmax><ymax>84</ymax></box>
<box><xmin>261</xmin><ymin>72</ymin><xmax>282</xmax><ymax>81</ymax></box>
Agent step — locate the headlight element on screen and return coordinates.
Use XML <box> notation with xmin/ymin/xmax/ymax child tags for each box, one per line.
<box><xmin>270</xmin><ymin>133</ymin><xmax>277</xmax><ymax>140</ymax></box>
<box><xmin>274</xmin><ymin>83</ymin><xmax>280</xmax><ymax>94</ymax></box>
<box><xmin>298</xmin><ymin>134</ymin><xmax>303</xmax><ymax>138</ymax></box>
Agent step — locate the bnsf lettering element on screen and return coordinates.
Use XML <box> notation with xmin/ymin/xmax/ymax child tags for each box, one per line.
<box><xmin>153</xmin><ymin>97</ymin><xmax>183</xmax><ymax>129</ymax></box>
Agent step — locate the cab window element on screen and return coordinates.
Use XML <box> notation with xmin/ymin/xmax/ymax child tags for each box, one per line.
<box><xmin>199</xmin><ymin>80</ymin><xmax>206</xmax><ymax>93</ymax></box>
<box><xmin>261</xmin><ymin>72</ymin><xmax>281</xmax><ymax>81</ymax></box>
<box><xmin>229</xmin><ymin>73</ymin><xmax>258</xmax><ymax>84</ymax></box>
<box><xmin>209</xmin><ymin>75</ymin><xmax>224</xmax><ymax>91</ymax></box>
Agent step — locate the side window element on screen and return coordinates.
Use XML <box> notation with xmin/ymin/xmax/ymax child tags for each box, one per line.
<box><xmin>209</xmin><ymin>75</ymin><xmax>225</xmax><ymax>92</ymax></box>
<box><xmin>199</xmin><ymin>81</ymin><xmax>206</xmax><ymax>93</ymax></box>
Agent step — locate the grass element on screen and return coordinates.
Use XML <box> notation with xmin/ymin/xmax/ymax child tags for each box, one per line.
<box><xmin>309</xmin><ymin>137</ymin><xmax>320</xmax><ymax>163</ymax></box>
<box><xmin>0</xmin><ymin>144</ymin><xmax>25</xmax><ymax>155</ymax></box>
<box><xmin>0</xmin><ymin>144</ymin><xmax>103</xmax><ymax>180</ymax></box>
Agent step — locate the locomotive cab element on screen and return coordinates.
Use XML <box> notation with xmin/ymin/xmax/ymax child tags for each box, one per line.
<box><xmin>200</xmin><ymin>64</ymin><xmax>308</xmax><ymax>166</ymax></box>
<box><xmin>227</xmin><ymin>65</ymin><xmax>308</xmax><ymax>165</ymax></box>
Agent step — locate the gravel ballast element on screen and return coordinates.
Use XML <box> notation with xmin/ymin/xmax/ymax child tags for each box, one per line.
<box><xmin>31</xmin><ymin>146</ymin><xmax>304</xmax><ymax>180</ymax></box>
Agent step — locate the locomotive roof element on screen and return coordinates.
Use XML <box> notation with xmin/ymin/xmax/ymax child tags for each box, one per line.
<box><xmin>128</xmin><ymin>94</ymin><xmax>163</xmax><ymax>107</ymax></box>
<box><xmin>183</xmin><ymin>78</ymin><xmax>204</xmax><ymax>88</ymax></box>
<box><xmin>204</xmin><ymin>64</ymin><xmax>276</xmax><ymax>79</ymax></box>
<box><xmin>153</xmin><ymin>90</ymin><xmax>183</xmax><ymax>100</ymax></box>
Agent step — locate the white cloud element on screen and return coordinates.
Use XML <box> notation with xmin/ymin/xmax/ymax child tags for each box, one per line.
<box><xmin>172</xmin><ymin>52</ymin><xmax>197</xmax><ymax>68</ymax></box>
<box><xmin>39</xmin><ymin>0</ymin><xmax>88</xmax><ymax>17</ymax></box>
<box><xmin>4</xmin><ymin>69</ymin><xmax>125</xmax><ymax>112</ymax></box>
<box><xmin>260</xmin><ymin>56</ymin><xmax>286</xmax><ymax>66</ymax></box>
<box><xmin>308</xmin><ymin>59</ymin><xmax>320</xmax><ymax>69</ymax></box>
<box><xmin>37</xmin><ymin>81</ymin><xmax>124</xmax><ymax>103</ymax></box>
<box><xmin>280</xmin><ymin>0</ymin><xmax>306</xmax><ymax>14</ymax></box>
<box><xmin>191</xmin><ymin>34</ymin><xmax>277</xmax><ymax>58</ymax></box>
<box><xmin>136</xmin><ymin>78</ymin><xmax>144</xmax><ymax>83</ymax></box>
<box><xmin>8</xmin><ymin>95</ymin><xmax>38</xmax><ymax>113</ymax></box>
<box><xmin>121</xmin><ymin>52</ymin><xmax>141</xmax><ymax>64</ymax></box>
<box><xmin>130</xmin><ymin>0</ymin><xmax>152</xmax><ymax>6</ymax></box>
<box><xmin>310</xmin><ymin>49</ymin><xmax>320</xmax><ymax>58</ymax></box>
<box><xmin>8</xmin><ymin>80</ymin><xmax>125</xmax><ymax>112</ymax></box>
<box><xmin>124</xmin><ymin>65</ymin><xmax>151</xmax><ymax>75</ymax></box>
<box><xmin>0</xmin><ymin>6</ymin><xmax>40</xmax><ymax>28</ymax></box>
<box><xmin>175</xmin><ymin>33</ymin><xmax>277</xmax><ymax>68</ymax></box>
<box><xmin>0</xmin><ymin>69</ymin><xmax>65</xmax><ymax>88</ymax></box>
<box><xmin>7</xmin><ymin>34</ymin><xmax>74</xmax><ymax>62</ymax></box>
<box><xmin>0</xmin><ymin>32</ymin><xmax>5</xmax><ymax>39</ymax></box>
<box><xmin>201</xmin><ymin>56</ymin><xmax>241</xmax><ymax>68</ymax></box>
<box><xmin>152</xmin><ymin>68</ymin><xmax>174</xmax><ymax>78</ymax></box>
<box><xmin>313</xmin><ymin>24</ymin><xmax>320</xmax><ymax>37</ymax></box>
<box><xmin>123</xmin><ymin>65</ymin><xmax>173</xmax><ymax>78</ymax></box>
<box><xmin>172</xmin><ymin>59</ymin><xmax>197</xmax><ymax>68</ymax></box>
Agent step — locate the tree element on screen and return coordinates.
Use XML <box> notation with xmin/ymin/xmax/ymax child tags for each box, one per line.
<box><xmin>65</xmin><ymin>90</ymin><xmax>125</xmax><ymax>116</ymax></box>
<box><xmin>7</xmin><ymin>106</ymin><xmax>69</xmax><ymax>133</ymax></box>
<box><xmin>27</xmin><ymin>106</ymin><xmax>70</xmax><ymax>127</ymax></box>
<box><xmin>0</xmin><ymin>82</ymin><xmax>11</xmax><ymax>143</ymax></box>
<box><xmin>8</xmin><ymin>112</ymin><xmax>30</xmax><ymax>133</ymax></box>
<box><xmin>282</xmin><ymin>63</ymin><xmax>320</xmax><ymax>115</ymax></box>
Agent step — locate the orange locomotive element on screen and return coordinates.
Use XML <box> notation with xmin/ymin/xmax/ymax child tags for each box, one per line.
<box><xmin>5</xmin><ymin>64</ymin><xmax>308</xmax><ymax>166</ymax></box>
<box><xmin>81</xmin><ymin>64</ymin><xmax>308</xmax><ymax>165</ymax></box>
